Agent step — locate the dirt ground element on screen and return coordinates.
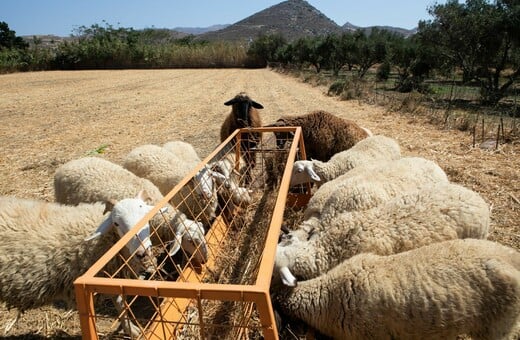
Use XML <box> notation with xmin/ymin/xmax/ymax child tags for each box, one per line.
<box><xmin>0</xmin><ymin>69</ymin><xmax>519</xmax><ymax>338</ymax></box>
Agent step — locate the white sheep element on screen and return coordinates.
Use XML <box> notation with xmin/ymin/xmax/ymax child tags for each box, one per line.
<box><xmin>162</xmin><ymin>140</ymin><xmax>201</xmax><ymax>164</ymax></box>
<box><xmin>290</xmin><ymin>135</ymin><xmax>401</xmax><ymax>187</ymax></box>
<box><xmin>122</xmin><ymin>143</ymin><xmax>221</xmax><ymax>227</ymax></box>
<box><xmin>0</xmin><ymin>193</ymin><xmax>160</xmax><ymax>335</ymax></box>
<box><xmin>53</xmin><ymin>156</ymin><xmax>207</xmax><ymax>264</ymax></box>
<box><xmin>210</xmin><ymin>152</ymin><xmax>252</xmax><ymax>208</ymax></box>
<box><xmin>274</xmin><ymin>238</ymin><xmax>520</xmax><ymax>340</ymax></box>
<box><xmin>275</xmin><ymin>182</ymin><xmax>491</xmax><ymax>287</ymax></box>
<box><xmin>304</xmin><ymin>156</ymin><xmax>449</xmax><ymax>222</ymax></box>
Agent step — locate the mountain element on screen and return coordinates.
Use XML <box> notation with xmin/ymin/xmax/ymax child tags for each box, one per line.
<box><xmin>342</xmin><ymin>22</ymin><xmax>417</xmax><ymax>37</ymax></box>
<box><xmin>173</xmin><ymin>24</ymin><xmax>230</xmax><ymax>35</ymax></box>
<box><xmin>21</xmin><ymin>1</ymin><xmax>416</xmax><ymax>45</ymax></box>
<box><xmin>197</xmin><ymin>0</ymin><xmax>343</xmax><ymax>42</ymax></box>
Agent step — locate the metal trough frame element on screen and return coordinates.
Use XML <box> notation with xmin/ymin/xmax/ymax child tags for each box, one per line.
<box><xmin>74</xmin><ymin>126</ymin><xmax>307</xmax><ymax>339</ymax></box>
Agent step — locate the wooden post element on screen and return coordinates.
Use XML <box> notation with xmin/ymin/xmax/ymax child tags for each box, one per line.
<box><xmin>500</xmin><ymin>117</ymin><xmax>505</xmax><ymax>143</ymax></box>
<box><xmin>481</xmin><ymin>118</ymin><xmax>485</xmax><ymax>143</ymax></box>
<box><xmin>496</xmin><ymin>123</ymin><xmax>501</xmax><ymax>149</ymax></box>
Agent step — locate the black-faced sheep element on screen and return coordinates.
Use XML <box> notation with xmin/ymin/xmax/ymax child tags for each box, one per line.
<box><xmin>290</xmin><ymin>135</ymin><xmax>401</xmax><ymax>187</ymax></box>
<box><xmin>220</xmin><ymin>92</ymin><xmax>264</xmax><ymax>183</ymax></box>
<box><xmin>274</xmin><ymin>182</ymin><xmax>491</xmax><ymax>287</ymax></box>
<box><xmin>268</xmin><ymin>110</ymin><xmax>371</xmax><ymax>162</ymax></box>
<box><xmin>53</xmin><ymin>156</ymin><xmax>208</xmax><ymax>264</ymax></box>
<box><xmin>274</xmin><ymin>238</ymin><xmax>520</xmax><ymax>340</ymax></box>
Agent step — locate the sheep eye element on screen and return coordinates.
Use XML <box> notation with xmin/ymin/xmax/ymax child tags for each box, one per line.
<box><xmin>298</xmin><ymin>169</ymin><xmax>303</xmax><ymax>173</ymax></box>
<box><xmin>113</xmin><ymin>222</ymin><xmax>119</xmax><ymax>227</ymax></box>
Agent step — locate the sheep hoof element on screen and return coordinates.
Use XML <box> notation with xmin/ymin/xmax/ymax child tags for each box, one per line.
<box><xmin>3</xmin><ymin>312</ymin><xmax>20</xmax><ymax>333</ymax></box>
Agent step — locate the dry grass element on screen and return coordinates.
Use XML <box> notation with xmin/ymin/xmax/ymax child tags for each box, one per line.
<box><xmin>0</xmin><ymin>69</ymin><xmax>518</xmax><ymax>338</ymax></box>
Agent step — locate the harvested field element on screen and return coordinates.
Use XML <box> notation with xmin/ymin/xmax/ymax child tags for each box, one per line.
<box><xmin>0</xmin><ymin>69</ymin><xmax>518</xmax><ymax>338</ymax></box>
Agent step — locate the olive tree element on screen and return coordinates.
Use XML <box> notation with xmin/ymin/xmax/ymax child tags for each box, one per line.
<box><xmin>418</xmin><ymin>0</ymin><xmax>520</xmax><ymax>105</ymax></box>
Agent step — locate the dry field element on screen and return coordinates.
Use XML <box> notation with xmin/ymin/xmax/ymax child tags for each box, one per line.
<box><xmin>0</xmin><ymin>69</ymin><xmax>519</xmax><ymax>338</ymax></box>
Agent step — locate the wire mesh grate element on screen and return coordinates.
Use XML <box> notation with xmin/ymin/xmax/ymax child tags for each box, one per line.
<box><xmin>74</xmin><ymin>127</ymin><xmax>307</xmax><ymax>339</ymax></box>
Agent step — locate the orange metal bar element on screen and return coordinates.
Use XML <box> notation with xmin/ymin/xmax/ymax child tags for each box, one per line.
<box><xmin>255</xmin><ymin>127</ymin><xmax>302</xmax><ymax>289</ymax></box>
<box><xmin>254</xmin><ymin>291</ymin><xmax>279</xmax><ymax>340</ymax></box>
<box><xmin>74</xmin><ymin>279</ymin><xmax>98</xmax><ymax>340</ymax></box>
<box><xmin>147</xmin><ymin>215</ymin><xmax>229</xmax><ymax>338</ymax></box>
<box><xmin>75</xmin><ymin>130</ymin><xmax>243</xmax><ymax>293</ymax></box>
<box><xmin>75</xmin><ymin>127</ymin><xmax>303</xmax><ymax>339</ymax></box>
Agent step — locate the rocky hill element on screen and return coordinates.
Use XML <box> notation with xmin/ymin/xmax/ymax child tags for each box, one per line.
<box><xmin>342</xmin><ymin>22</ymin><xmax>417</xmax><ymax>37</ymax></box>
<box><xmin>22</xmin><ymin>1</ymin><xmax>415</xmax><ymax>44</ymax></box>
<box><xmin>198</xmin><ymin>0</ymin><xmax>343</xmax><ymax>42</ymax></box>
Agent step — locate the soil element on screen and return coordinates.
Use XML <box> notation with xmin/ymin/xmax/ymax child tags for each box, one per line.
<box><xmin>0</xmin><ymin>69</ymin><xmax>518</xmax><ymax>338</ymax></box>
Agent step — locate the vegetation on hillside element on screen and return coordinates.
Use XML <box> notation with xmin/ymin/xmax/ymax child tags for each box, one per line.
<box><xmin>1</xmin><ymin>0</ymin><xmax>518</xmax><ymax>110</ymax></box>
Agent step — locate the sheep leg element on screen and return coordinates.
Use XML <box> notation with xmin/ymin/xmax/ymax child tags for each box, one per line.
<box><xmin>114</xmin><ymin>295</ymin><xmax>142</xmax><ymax>337</ymax></box>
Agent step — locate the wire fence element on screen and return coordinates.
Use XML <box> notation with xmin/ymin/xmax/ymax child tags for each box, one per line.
<box><xmin>367</xmin><ymin>80</ymin><xmax>520</xmax><ymax>149</ymax></box>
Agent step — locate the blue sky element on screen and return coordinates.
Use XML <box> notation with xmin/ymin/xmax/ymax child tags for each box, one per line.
<box><xmin>2</xmin><ymin>0</ymin><xmax>444</xmax><ymax>37</ymax></box>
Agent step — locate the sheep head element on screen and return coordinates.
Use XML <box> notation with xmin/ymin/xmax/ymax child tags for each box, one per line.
<box><xmin>86</xmin><ymin>190</ymin><xmax>158</xmax><ymax>276</ymax></box>
<box><xmin>172</xmin><ymin>219</ymin><xmax>208</xmax><ymax>265</ymax></box>
<box><xmin>267</xmin><ymin>119</ymin><xmax>295</xmax><ymax>149</ymax></box>
<box><xmin>290</xmin><ymin>160</ymin><xmax>321</xmax><ymax>187</ymax></box>
<box><xmin>224</xmin><ymin>92</ymin><xmax>263</xmax><ymax>126</ymax></box>
<box><xmin>193</xmin><ymin>166</ymin><xmax>228</xmax><ymax>200</ymax></box>
<box><xmin>274</xmin><ymin>243</ymin><xmax>299</xmax><ymax>287</ymax></box>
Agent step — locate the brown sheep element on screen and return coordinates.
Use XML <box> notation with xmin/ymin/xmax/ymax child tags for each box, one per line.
<box><xmin>220</xmin><ymin>92</ymin><xmax>264</xmax><ymax>183</ymax></box>
<box><xmin>269</xmin><ymin>110</ymin><xmax>370</xmax><ymax>162</ymax></box>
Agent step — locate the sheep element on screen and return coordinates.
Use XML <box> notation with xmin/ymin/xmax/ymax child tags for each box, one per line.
<box><xmin>0</xmin><ymin>193</ymin><xmax>161</xmax><ymax>336</ymax></box>
<box><xmin>274</xmin><ymin>238</ymin><xmax>520</xmax><ymax>340</ymax></box>
<box><xmin>304</xmin><ymin>156</ymin><xmax>449</xmax><ymax>222</ymax></box>
<box><xmin>268</xmin><ymin>110</ymin><xmax>370</xmax><ymax>162</ymax></box>
<box><xmin>220</xmin><ymin>92</ymin><xmax>264</xmax><ymax>183</ymax></box>
<box><xmin>209</xmin><ymin>152</ymin><xmax>252</xmax><ymax>208</ymax></box>
<box><xmin>162</xmin><ymin>140</ymin><xmax>201</xmax><ymax>165</ymax></box>
<box><xmin>122</xmin><ymin>143</ymin><xmax>221</xmax><ymax>227</ymax></box>
<box><xmin>290</xmin><ymin>135</ymin><xmax>401</xmax><ymax>187</ymax></box>
<box><xmin>274</xmin><ymin>182</ymin><xmax>491</xmax><ymax>287</ymax></box>
<box><xmin>53</xmin><ymin>156</ymin><xmax>208</xmax><ymax>265</ymax></box>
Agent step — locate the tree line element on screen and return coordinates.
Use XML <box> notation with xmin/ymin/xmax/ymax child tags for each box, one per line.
<box><xmin>249</xmin><ymin>0</ymin><xmax>519</xmax><ymax>106</ymax></box>
<box><xmin>1</xmin><ymin>0</ymin><xmax>518</xmax><ymax>106</ymax></box>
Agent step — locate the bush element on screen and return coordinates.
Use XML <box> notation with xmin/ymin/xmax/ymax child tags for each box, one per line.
<box><xmin>376</xmin><ymin>61</ymin><xmax>391</xmax><ymax>81</ymax></box>
<box><xmin>395</xmin><ymin>76</ymin><xmax>431</xmax><ymax>94</ymax></box>
<box><xmin>328</xmin><ymin>79</ymin><xmax>346</xmax><ymax>96</ymax></box>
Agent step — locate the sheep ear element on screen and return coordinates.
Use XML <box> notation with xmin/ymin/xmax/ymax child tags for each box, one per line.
<box><xmin>306</xmin><ymin>167</ymin><xmax>321</xmax><ymax>182</ymax></box>
<box><xmin>137</xmin><ymin>189</ymin><xmax>151</xmax><ymax>203</ymax></box>
<box><xmin>85</xmin><ymin>215</ymin><xmax>113</xmax><ymax>241</ymax></box>
<box><xmin>224</xmin><ymin>98</ymin><xmax>237</xmax><ymax>106</ymax></box>
<box><xmin>210</xmin><ymin>169</ymin><xmax>228</xmax><ymax>181</ymax></box>
<box><xmin>280</xmin><ymin>266</ymin><xmax>297</xmax><ymax>287</ymax></box>
<box><xmin>103</xmin><ymin>199</ymin><xmax>117</xmax><ymax>215</ymax></box>
<box><xmin>168</xmin><ymin>240</ymin><xmax>181</xmax><ymax>257</ymax></box>
<box><xmin>168</xmin><ymin>229</ymin><xmax>185</xmax><ymax>256</ymax></box>
<box><xmin>251</xmin><ymin>100</ymin><xmax>263</xmax><ymax>109</ymax></box>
